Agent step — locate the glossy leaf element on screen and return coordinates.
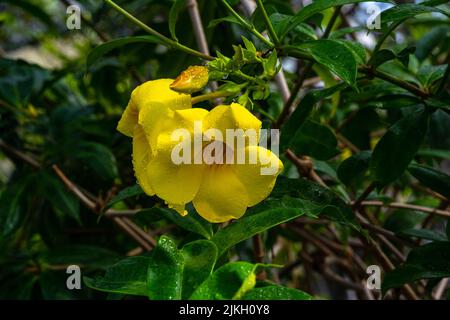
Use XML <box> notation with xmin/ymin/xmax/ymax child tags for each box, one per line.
<box><xmin>243</xmin><ymin>285</ymin><xmax>312</xmax><ymax>300</ymax></box>
<box><xmin>283</xmin><ymin>0</ymin><xmax>392</xmax><ymax>37</ymax></box>
<box><xmin>370</xmin><ymin>107</ymin><xmax>430</xmax><ymax>185</ymax></box>
<box><xmin>408</xmin><ymin>163</ymin><xmax>450</xmax><ymax>199</ymax></box>
<box><xmin>297</xmin><ymin>40</ymin><xmax>357</xmax><ymax>86</ymax></box>
<box><xmin>84</xmin><ymin>256</ymin><xmax>150</xmax><ymax>296</ymax></box>
<box><xmin>382</xmin><ymin>241</ymin><xmax>450</xmax><ymax>295</ymax></box>
<box><xmin>337</xmin><ymin>151</ymin><xmax>371</xmax><ymax>187</ymax></box>
<box><xmin>381</xmin><ymin>4</ymin><xmax>449</xmax><ymax>25</ymax></box>
<box><xmin>281</xmin><ymin>83</ymin><xmax>347</xmax><ymax>150</ymax></box>
<box><xmin>104</xmin><ymin>184</ymin><xmax>144</xmax><ymax>211</ymax></box>
<box><xmin>189</xmin><ymin>262</ymin><xmax>257</xmax><ymax>300</ymax></box>
<box><xmin>212</xmin><ymin>177</ymin><xmax>359</xmax><ymax>255</ymax></box>
<box><xmin>181</xmin><ymin>240</ymin><xmax>218</xmax><ymax>299</ymax></box>
<box><xmin>169</xmin><ymin>0</ymin><xmax>187</xmax><ymax>41</ymax></box>
<box><xmin>147</xmin><ymin>236</ymin><xmax>184</xmax><ymax>300</ymax></box>
<box><xmin>0</xmin><ymin>178</ymin><xmax>30</xmax><ymax>239</ymax></box>
<box><xmin>288</xmin><ymin>119</ymin><xmax>340</xmax><ymax>160</ymax></box>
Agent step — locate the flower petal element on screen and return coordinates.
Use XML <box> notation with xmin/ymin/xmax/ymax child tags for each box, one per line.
<box><xmin>133</xmin><ymin>79</ymin><xmax>191</xmax><ymax>112</ymax></box>
<box><xmin>232</xmin><ymin>146</ymin><xmax>283</xmax><ymax>207</ymax></box>
<box><xmin>147</xmin><ymin>154</ymin><xmax>205</xmax><ymax>206</ymax></box>
<box><xmin>193</xmin><ymin>165</ymin><xmax>249</xmax><ymax>223</ymax></box>
<box><xmin>117</xmin><ymin>79</ymin><xmax>191</xmax><ymax>138</ymax></box>
<box><xmin>203</xmin><ymin>103</ymin><xmax>261</xmax><ymax>144</ymax></box>
<box><xmin>117</xmin><ymin>100</ymin><xmax>138</xmax><ymax>137</ymax></box>
<box><xmin>132</xmin><ymin>125</ymin><xmax>154</xmax><ymax>195</ymax></box>
<box><xmin>145</xmin><ymin>108</ymin><xmax>208</xmax><ymax>206</ymax></box>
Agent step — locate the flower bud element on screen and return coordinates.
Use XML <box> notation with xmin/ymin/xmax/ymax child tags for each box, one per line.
<box><xmin>170</xmin><ymin>65</ymin><xmax>209</xmax><ymax>94</ymax></box>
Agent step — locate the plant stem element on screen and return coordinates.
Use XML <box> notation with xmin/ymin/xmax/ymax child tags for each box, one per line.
<box><xmin>359</xmin><ymin>66</ymin><xmax>429</xmax><ymax>98</ymax></box>
<box><xmin>104</xmin><ymin>0</ymin><xmax>214</xmax><ymax>61</ymax></box>
<box><xmin>191</xmin><ymin>91</ymin><xmax>234</xmax><ymax>104</ymax></box>
<box><xmin>255</xmin><ymin>0</ymin><xmax>280</xmax><ymax>46</ymax></box>
<box><xmin>219</xmin><ymin>0</ymin><xmax>274</xmax><ymax>48</ymax></box>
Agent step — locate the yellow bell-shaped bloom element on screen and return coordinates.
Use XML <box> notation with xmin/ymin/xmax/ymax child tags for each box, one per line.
<box><xmin>145</xmin><ymin>103</ymin><xmax>284</xmax><ymax>223</ymax></box>
<box><xmin>118</xmin><ymin>80</ymin><xmax>283</xmax><ymax>223</ymax></box>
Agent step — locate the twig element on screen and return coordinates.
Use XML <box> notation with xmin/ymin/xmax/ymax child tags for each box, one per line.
<box><xmin>354</xmin><ymin>200</ymin><xmax>450</xmax><ymax>218</ymax></box>
<box><xmin>336</xmin><ymin>133</ymin><xmax>360</xmax><ymax>154</ymax></box>
<box><xmin>352</xmin><ymin>182</ymin><xmax>376</xmax><ymax>211</ymax></box>
<box><xmin>52</xmin><ymin>165</ymin><xmax>156</xmax><ymax>249</ymax></box>
<box><xmin>359</xmin><ymin>66</ymin><xmax>429</xmax><ymax>99</ymax></box>
<box><xmin>432</xmin><ymin>278</ymin><xmax>448</xmax><ymax>300</ymax></box>
<box><xmin>285</xmin><ymin>149</ymin><xmax>327</xmax><ymax>187</ymax></box>
<box><xmin>0</xmin><ymin>140</ymin><xmax>41</xmax><ymax>169</ymax></box>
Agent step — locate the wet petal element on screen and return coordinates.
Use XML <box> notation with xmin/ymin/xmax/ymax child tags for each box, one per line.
<box><xmin>203</xmin><ymin>103</ymin><xmax>261</xmax><ymax>145</ymax></box>
<box><xmin>232</xmin><ymin>146</ymin><xmax>283</xmax><ymax>206</ymax></box>
<box><xmin>193</xmin><ymin>165</ymin><xmax>249</xmax><ymax>223</ymax></box>
<box><xmin>147</xmin><ymin>153</ymin><xmax>205</xmax><ymax>206</ymax></box>
<box><xmin>132</xmin><ymin>125</ymin><xmax>154</xmax><ymax>195</ymax></box>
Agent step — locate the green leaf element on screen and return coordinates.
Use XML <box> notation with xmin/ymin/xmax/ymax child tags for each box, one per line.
<box><xmin>337</xmin><ymin>151</ymin><xmax>371</xmax><ymax>187</ymax></box>
<box><xmin>384</xmin><ymin>210</ymin><xmax>426</xmax><ymax>234</ymax></box>
<box><xmin>87</xmin><ymin>36</ymin><xmax>162</xmax><ymax>67</ymax></box>
<box><xmin>208</xmin><ymin>16</ymin><xmax>242</xmax><ymax>28</ymax></box>
<box><xmin>147</xmin><ymin>236</ymin><xmax>184</xmax><ymax>300</ymax></box>
<box><xmin>280</xmin><ymin>83</ymin><xmax>347</xmax><ymax>150</ymax></box>
<box><xmin>42</xmin><ymin>245</ymin><xmax>121</xmax><ymax>270</ymax></box>
<box><xmin>0</xmin><ymin>177</ymin><xmax>30</xmax><ymax>239</ymax></box>
<box><xmin>169</xmin><ymin>0</ymin><xmax>187</xmax><ymax>41</ymax></box>
<box><xmin>243</xmin><ymin>285</ymin><xmax>312</xmax><ymax>300</ymax></box>
<box><xmin>408</xmin><ymin>163</ymin><xmax>450</xmax><ymax>199</ymax></box>
<box><xmin>137</xmin><ymin>206</ymin><xmax>213</xmax><ymax>239</ymax></box>
<box><xmin>399</xmin><ymin>229</ymin><xmax>447</xmax><ymax>242</ymax></box>
<box><xmin>189</xmin><ymin>262</ymin><xmax>257</xmax><ymax>300</ymax></box>
<box><xmin>297</xmin><ymin>40</ymin><xmax>357</xmax><ymax>86</ymax></box>
<box><xmin>84</xmin><ymin>256</ymin><xmax>150</xmax><ymax>296</ymax></box>
<box><xmin>283</xmin><ymin>0</ymin><xmax>392</xmax><ymax>38</ymax></box>
<box><xmin>41</xmin><ymin>172</ymin><xmax>80</xmax><ymax>223</ymax></box>
<box><xmin>270</xmin><ymin>177</ymin><xmax>360</xmax><ymax>229</ymax></box>
<box><xmin>382</xmin><ymin>241</ymin><xmax>450</xmax><ymax>295</ymax></box>
<box><xmin>417</xmin><ymin>149</ymin><xmax>450</xmax><ymax>161</ymax></box>
<box><xmin>415</xmin><ymin>26</ymin><xmax>449</xmax><ymax>61</ymax></box>
<box><xmin>181</xmin><ymin>240</ymin><xmax>218</xmax><ymax>299</ymax></box>
<box><xmin>370</xmin><ymin>107</ymin><xmax>430</xmax><ymax>185</ymax></box>
<box><xmin>417</xmin><ymin>65</ymin><xmax>447</xmax><ymax>89</ymax></box>
<box><xmin>73</xmin><ymin>142</ymin><xmax>118</xmax><ymax>181</ymax></box>
<box><xmin>336</xmin><ymin>40</ymin><xmax>366</xmax><ymax>65</ymax></box>
<box><xmin>269</xmin><ymin>13</ymin><xmax>317</xmax><ymax>40</ymax></box>
<box><xmin>0</xmin><ymin>0</ymin><xmax>55</xmax><ymax>30</ymax></box>
<box><xmin>381</xmin><ymin>4</ymin><xmax>449</xmax><ymax>25</ymax></box>
<box><xmin>212</xmin><ymin>178</ymin><xmax>359</xmax><ymax>255</ymax></box>
<box><xmin>369</xmin><ymin>49</ymin><xmax>397</xmax><ymax>68</ymax></box>
<box><xmin>104</xmin><ymin>184</ymin><xmax>144</xmax><ymax>211</ymax></box>
<box><xmin>288</xmin><ymin>119</ymin><xmax>340</xmax><ymax>160</ymax></box>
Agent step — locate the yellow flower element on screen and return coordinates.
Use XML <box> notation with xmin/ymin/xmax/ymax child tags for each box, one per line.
<box><xmin>117</xmin><ymin>79</ymin><xmax>191</xmax><ymax>195</ymax></box>
<box><xmin>145</xmin><ymin>103</ymin><xmax>284</xmax><ymax>223</ymax></box>
<box><xmin>118</xmin><ymin>79</ymin><xmax>283</xmax><ymax>223</ymax></box>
